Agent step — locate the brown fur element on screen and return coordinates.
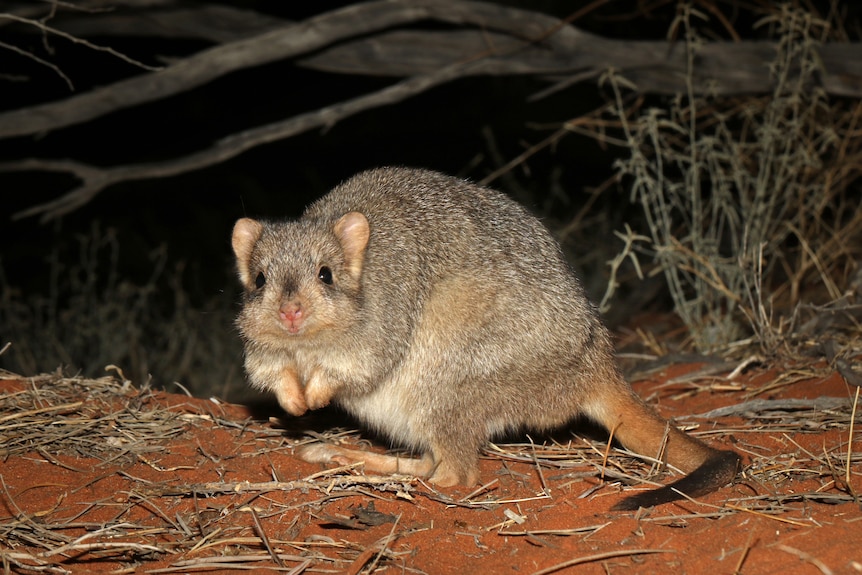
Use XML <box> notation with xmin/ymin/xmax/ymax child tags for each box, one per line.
<box><xmin>231</xmin><ymin>167</ymin><xmax>740</xmax><ymax>507</ymax></box>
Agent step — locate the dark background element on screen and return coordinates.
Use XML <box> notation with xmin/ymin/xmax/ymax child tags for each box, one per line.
<box><xmin>1</xmin><ymin>3</ymin><xmax>618</xmax><ymax>296</ymax></box>
<box><xmin>1</xmin><ymin>1</ymin><xmax>857</xmax><ymax>393</ymax></box>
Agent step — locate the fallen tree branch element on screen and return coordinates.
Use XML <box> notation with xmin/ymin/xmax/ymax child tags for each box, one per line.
<box><xmin>693</xmin><ymin>397</ymin><xmax>851</xmax><ymax>419</ymax></box>
<box><xmin>0</xmin><ymin>0</ymin><xmax>579</xmax><ymax>139</ymax></box>
<box><xmin>40</xmin><ymin>3</ymin><xmax>288</xmax><ymax>43</ymax></box>
<box><xmin>6</xmin><ymin>1</ymin><xmax>862</xmax><ymax>141</ymax></box>
<box><xmin>302</xmin><ymin>32</ymin><xmax>862</xmax><ymax>98</ymax></box>
<box><xmin>4</xmin><ymin>55</ymin><xmax>513</xmax><ymax>221</ymax></box>
<box><xmin>4</xmin><ymin>1</ymin><xmax>862</xmax><ymax>221</ymax></box>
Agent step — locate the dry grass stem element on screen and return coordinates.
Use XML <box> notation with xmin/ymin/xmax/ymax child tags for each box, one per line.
<box><xmin>847</xmin><ymin>384</ymin><xmax>860</xmax><ymax>489</ymax></box>
<box><xmin>530</xmin><ymin>548</ymin><xmax>674</xmax><ymax>575</ymax></box>
<box><xmin>777</xmin><ymin>544</ymin><xmax>835</xmax><ymax>575</ymax></box>
<box><xmin>498</xmin><ymin>523</ymin><xmax>611</xmax><ymax>537</ymax></box>
<box><xmin>586</xmin><ymin>5</ymin><xmax>862</xmax><ymax>354</ymax></box>
<box><xmin>1</xmin><ymin>364</ymin><xmax>858</xmax><ymax>572</ymax></box>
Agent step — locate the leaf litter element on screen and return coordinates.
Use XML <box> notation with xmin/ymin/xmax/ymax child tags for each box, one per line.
<box><xmin>0</xmin><ymin>363</ymin><xmax>859</xmax><ymax>574</ymax></box>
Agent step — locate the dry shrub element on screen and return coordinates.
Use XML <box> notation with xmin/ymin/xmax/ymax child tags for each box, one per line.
<box><xmin>0</xmin><ymin>224</ymin><xmax>245</xmax><ymax>398</ymax></box>
<box><xmin>601</xmin><ymin>5</ymin><xmax>862</xmax><ymax>352</ymax></box>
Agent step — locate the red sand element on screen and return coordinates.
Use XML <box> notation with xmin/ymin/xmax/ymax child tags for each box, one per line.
<box><xmin>1</xmin><ymin>361</ymin><xmax>860</xmax><ymax>574</ymax></box>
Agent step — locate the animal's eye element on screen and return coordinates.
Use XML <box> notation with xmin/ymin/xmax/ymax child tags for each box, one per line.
<box><xmin>255</xmin><ymin>271</ymin><xmax>266</xmax><ymax>289</ymax></box>
<box><xmin>318</xmin><ymin>266</ymin><xmax>333</xmax><ymax>285</ymax></box>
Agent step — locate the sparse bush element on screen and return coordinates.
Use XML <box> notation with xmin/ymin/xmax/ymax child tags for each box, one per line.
<box><xmin>0</xmin><ymin>224</ymin><xmax>247</xmax><ymax>400</ymax></box>
<box><xmin>601</xmin><ymin>5</ymin><xmax>862</xmax><ymax>352</ymax></box>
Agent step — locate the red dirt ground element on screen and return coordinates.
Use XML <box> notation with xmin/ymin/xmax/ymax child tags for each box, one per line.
<box><xmin>1</xmin><ymin>359</ymin><xmax>860</xmax><ymax>575</ymax></box>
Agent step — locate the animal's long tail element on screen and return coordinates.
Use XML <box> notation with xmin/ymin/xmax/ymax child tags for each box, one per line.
<box><xmin>593</xmin><ymin>386</ymin><xmax>741</xmax><ymax>510</ymax></box>
<box><xmin>611</xmin><ymin>448</ymin><xmax>741</xmax><ymax>510</ymax></box>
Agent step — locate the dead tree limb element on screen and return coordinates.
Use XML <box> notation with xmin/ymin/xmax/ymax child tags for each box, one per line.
<box><xmin>43</xmin><ymin>4</ymin><xmax>288</xmax><ymax>43</ymax></box>
<box><xmin>5</xmin><ymin>1</ymin><xmax>862</xmax><ymax>141</ymax></box>
<box><xmin>5</xmin><ymin>56</ymin><xmax>506</xmax><ymax>221</ymax></box>
<box><xmin>1</xmin><ymin>0</ymin><xmax>601</xmax><ymax>139</ymax></box>
<box><xmin>301</xmin><ymin>31</ymin><xmax>862</xmax><ymax>99</ymax></box>
<box><xmin>0</xmin><ymin>1</ymin><xmax>440</xmax><ymax>138</ymax></box>
<box><xmin>3</xmin><ymin>1</ymin><xmax>862</xmax><ymax>221</ymax></box>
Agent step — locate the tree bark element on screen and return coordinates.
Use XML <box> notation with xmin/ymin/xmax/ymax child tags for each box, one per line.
<box><xmin>2</xmin><ymin>0</ymin><xmax>861</xmax><ymax>221</ymax></box>
<box><xmin>3</xmin><ymin>1</ymin><xmax>861</xmax><ymax>140</ymax></box>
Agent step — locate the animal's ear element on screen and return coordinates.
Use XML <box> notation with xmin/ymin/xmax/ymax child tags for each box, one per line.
<box><xmin>231</xmin><ymin>218</ymin><xmax>264</xmax><ymax>286</ymax></box>
<box><xmin>333</xmin><ymin>212</ymin><xmax>370</xmax><ymax>279</ymax></box>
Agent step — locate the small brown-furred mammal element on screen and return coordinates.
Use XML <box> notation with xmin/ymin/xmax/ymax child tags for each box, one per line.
<box><xmin>232</xmin><ymin>167</ymin><xmax>740</xmax><ymax>509</ymax></box>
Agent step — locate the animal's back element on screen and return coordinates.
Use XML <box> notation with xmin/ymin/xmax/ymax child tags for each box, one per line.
<box><xmin>305</xmin><ymin>168</ymin><xmax>616</xmax><ymax>442</ymax></box>
<box><xmin>306</xmin><ymin>166</ymin><xmax>598</xmax><ymax>339</ymax></box>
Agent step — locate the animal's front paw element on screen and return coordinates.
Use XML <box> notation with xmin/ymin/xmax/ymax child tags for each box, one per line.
<box><xmin>304</xmin><ymin>371</ymin><xmax>335</xmax><ymax>410</ymax></box>
<box><xmin>276</xmin><ymin>390</ymin><xmax>308</xmax><ymax>416</ymax></box>
<box><xmin>275</xmin><ymin>368</ymin><xmax>308</xmax><ymax>416</ymax></box>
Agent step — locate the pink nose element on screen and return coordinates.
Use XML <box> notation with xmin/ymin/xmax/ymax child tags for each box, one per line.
<box><xmin>279</xmin><ymin>302</ymin><xmax>303</xmax><ymax>332</ymax></box>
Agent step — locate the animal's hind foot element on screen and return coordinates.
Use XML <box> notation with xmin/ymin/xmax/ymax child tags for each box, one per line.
<box><xmin>296</xmin><ymin>443</ymin><xmax>435</xmax><ymax>478</ymax></box>
<box><xmin>296</xmin><ymin>442</ymin><xmax>481</xmax><ymax>487</ymax></box>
